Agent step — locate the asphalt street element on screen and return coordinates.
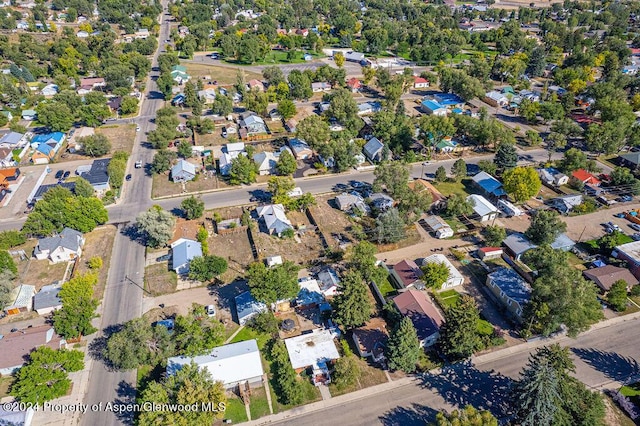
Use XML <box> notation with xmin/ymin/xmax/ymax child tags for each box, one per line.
<box><xmin>78</xmin><ymin>3</ymin><xmax>170</xmax><ymax>426</ymax></box>
<box><xmin>271</xmin><ymin>317</ymin><xmax>640</xmax><ymax>426</ymax></box>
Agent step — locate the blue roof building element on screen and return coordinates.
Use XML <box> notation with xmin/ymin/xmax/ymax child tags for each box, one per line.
<box><xmin>235</xmin><ymin>291</ymin><xmax>267</xmax><ymax>326</ymax></box>
<box><xmin>363</xmin><ymin>137</ymin><xmax>385</xmax><ymax>162</ymax></box>
<box><xmin>486</xmin><ymin>268</ymin><xmax>530</xmax><ymax>322</ymax></box>
<box><xmin>433</xmin><ymin>93</ymin><xmax>464</xmax><ymax>106</ymax></box>
<box><xmin>170</xmin><ymin>238</ymin><xmax>202</xmax><ymax>275</ymax></box>
<box><xmin>420</xmin><ymin>100</ymin><xmax>448</xmax><ymax>116</ymax></box>
<box><xmin>31</xmin><ymin>132</ymin><xmax>64</xmax><ymax>147</ymax></box>
<box><xmin>472</xmin><ymin>171</ymin><xmax>506</xmax><ymax>197</ymax></box>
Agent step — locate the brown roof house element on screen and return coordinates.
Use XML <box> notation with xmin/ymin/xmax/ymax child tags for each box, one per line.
<box><xmin>351</xmin><ymin>317</ymin><xmax>389</xmax><ymax>362</ymax></box>
<box><xmin>393</xmin><ymin>289</ymin><xmax>445</xmax><ymax>347</ymax></box>
<box><xmin>583</xmin><ymin>265</ymin><xmax>638</xmax><ymax>292</ymax></box>
<box><xmin>390</xmin><ymin>259</ymin><xmax>424</xmax><ymax>290</ymax></box>
<box><xmin>0</xmin><ymin>325</ymin><xmax>66</xmax><ymax>375</ymax></box>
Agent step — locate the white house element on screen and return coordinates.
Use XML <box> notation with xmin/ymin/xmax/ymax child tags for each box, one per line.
<box><xmin>167</xmin><ymin>339</ymin><xmax>264</xmax><ymax>390</ymax></box>
<box><xmin>33</xmin><ymin>228</ymin><xmax>84</xmax><ymax>263</ymax></box>
<box><xmin>284</xmin><ymin>328</ymin><xmax>340</xmax><ymax>385</ymax></box>
<box><xmin>256</xmin><ymin>204</ymin><xmax>293</xmax><ymax>236</ymax></box>
<box><xmin>423</xmin><ymin>215</ymin><xmax>453</xmax><ymax>239</ymax></box>
<box><xmin>170</xmin><ymin>238</ymin><xmax>203</xmax><ymax>275</ymax></box>
<box><xmin>253</xmin><ymin>151</ymin><xmax>278</xmax><ymax>175</ymax></box>
<box><xmin>171</xmin><ymin>159</ymin><xmax>197</xmax><ymax>182</ymax></box>
<box><xmin>484</xmin><ymin>90</ymin><xmax>509</xmax><ymax>107</ymax></box>
<box><xmin>33</xmin><ymin>283</ymin><xmax>62</xmax><ymax>315</ymax></box>
<box><xmin>420</xmin><ymin>254</ymin><xmax>464</xmax><ymax>289</ymax></box>
<box><xmin>466</xmin><ymin>194</ymin><xmax>499</xmax><ymax>222</ymax></box>
<box><xmin>317</xmin><ymin>268</ymin><xmax>340</xmax><ymax>296</ymax></box>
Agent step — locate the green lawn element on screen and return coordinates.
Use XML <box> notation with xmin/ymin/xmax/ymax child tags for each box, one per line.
<box><xmin>433</xmin><ymin>178</ymin><xmax>474</xmax><ymax>199</ymax></box>
<box><xmin>0</xmin><ymin>376</ymin><xmax>14</xmax><ymax>398</ymax></box>
<box><xmin>270</xmin><ymin>378</ymin><xmax>321</xmax><ymax>413</ymax></box>
<box><xmin>249</xmin><ymin>387</ymin><xmax>271</xmax><ymax>419</ymax></box>
<box><xmin>445</xmin><ymin>217</ymin><xmax>468</xmax><ymax>233</ymax></box>
<box><xmin>229</xmin><ymin>327</ymin><xmax>272</xmax><ymax>351</ymax></box>
<box><xmin>377</xmin><ymin>276</ymin><xmax>397</xmax><ymax>297</ymax></box>
<box><xmin>477</xmin><ymin>319</ymin><xmax>494</xmax><ymax>336</ymax></box>
<box><xmin>225</xmin><ymin>50</ymin><xmax>324</xmax><ymax>66</ymax></box>
<box><xmin>438</xmin><ymin>290</ymin><xmax>461</xmax><ymax>308</ymax></box>
<box><xmin>224</xmin><ymin>396</ymin><xmax>248</xmax><ymax>423</ymax></box>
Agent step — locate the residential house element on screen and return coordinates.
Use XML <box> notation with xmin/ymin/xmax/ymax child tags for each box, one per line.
<box><xmin>170</xmin><ymin>238</ymin><xmax>203</xmax><ymax>275</ymax></box>
<box><xmin>0</xmin><ymin>148</ymin><xmax>12</xmax><ymax>168</ymax></box>
<box><xmin>423</xmin><ymin>215</ymin><xmax>454</xmax><ymax>239</ymax></box>
<box><xmin>268</xmin><ymin>109</ymin><xmax>282</xmax><ymax>122</ymax></box>
<box><xmin>571</xmin><ymin>169</ymin><xmax>600</xmax><ymax>186</ymax></box>
<box><xmin>0</xmin><ymin>167</ymin><xmax>19</xmax><ymax>188</ymax></box>
<box><xmin>548</xmin><ymin>85</ymin><xmax>567</xmax><ymax>96</ymax></box>
<box><xmin>408</xmin><ymin>179</ymin><xmax>445</xmax><ymax>207</ymax></box>
<box><xmin>369</xmin><ymin>192</ymin><xmax>394</xmax><ymax>211</ymax></box>
<box><xmin>30</xmin><ymin>132</ymin><xmax>65</xmax><ymax>164</ymax></box>
<box><xmin>4</xmin><ymin>284</ymin><xmax>35</xmax><ymax>315</ymax></box>
<box><xmin>503</xmin><ymin>232</ymin><xmax>575</xmax><ymax>261</ymax></box>
<box><xmin>486</xmin><ymin>268</ymin><xmax>531</xmax><ymax>322</ymax></box>
<box><xmin>362</xmin><ymin>137</ymin><xmax>385</xmax><ymax>163</ymax></box>
<box><xmin>21</xmin><ymin>109</ymin><xmax>37</xmax><ymax>121</ymax></box>
<box><xmin>393</xmin><ymin>289</ymin><xmax>445</xmax><ymax>347</ymax></box>
<box><xmin>614</xmin><ymin>241</ymin><xmax>640</xmax><ymax>280</ymax></box>
<box><xmin>312</xmin><ymin>82</ymin><xmax>331</xmax><ymax>92</ymax></box>
<box><xmin>477</xmin><ymin>247</ymin><xmax>504</xmax><ymax>260</ymax></box>
<box><xmin>239</xmin><ymin>114</ymin><xmax>268</xmax><ymax>137</ymax></box>
<box><xmin>420</xmin><ymin>254</ymin><xmax>464</xmax><ymax>289</ymax></box>
<box><xmin>288</xmin><ymin>138</ymin><xmax>312</xmax><ymax>160</ymax></box>
<box><xmin>317</xmin><ymin>268</ymin><xmax>340</xmax><ymax>297</ymax></box>
<box><xmin>435</xmin><ymin>139</ymin><xmax>459</xmax><ymax>153</ymax></box>
<box><xmin>76</xmin><ymin>30</ymin><xmax>89</xmax><ymax>38</ymax></box>
<box><xmin>198</xmin><ymin>88</ymin><xmax>217</xmax><ymax>104</ymax></box>
<box><xmin>285</xmin><ymin>118</ymin><xmax>298</xmax><ymax>133</ymax></box>
<box><xmin>30</xmin><ymin>182</ymin><xmax>77</xmax><ymax>203</ymax></box>
<box><xmin>549</xmin><ymin>233</ymin><xmax>576</xmax><ymax>251</ymax></box>
<box><xmin>247</xmin><ymin>79</ymin><xmax>265</xmax><ymax>92</ymax></box>
<box><xmin>253</xmin><ymin>151</ymin><xmax>278</xmax><ymax>175</ymax></box>
<box><xmin>346</xmin><ymin>78</ymin><xmax>362</xmax><ymax>92</ymax></box>
<box><xmin>284</xmin><ymin>328</ymin><xmax>340</xmax><ymax>385</ymax></box>
<box><xmin>80</xmin><ymin>158</ymin><xmax>111</xmax><ymax>192</ymax></box>
<box><xmin>135</xmin><ymin>29</ymin><xmax>150</xmax><ymax>39</ymax></box>
<box><xmin>256</xmin><ymin>204</ymin><xmax>293</xmax><ymax>236</ymax></box>
<box><xmin>297</xmin><ymin>278</ymin><xmax>325</xmax><ymax>308</ymax></box>
<box><xmin>77</xmin><ymin>77</ymin><xmax>106</xmax><ymax>95</ymax></box>
<box><xmin>167</xmin><ymin>340</ymin><xmax>264</xmax><ymax>390</ymax></box>
<box><xmin>33</xmin><ymin>282</ymin><xmax>62</xmax><ymax>315</ymax></box>
<box><xmin>34</xmin><ymin>228</ymin><xmax>84</xmax><ymax>263</ymax></box>
<box><xmin>0</xmin><ymin>325</ymin><xmax>66</xmax><ymax>375</ymax></box>
<box><xmin>433</xmin><ymin>93</ymin><xmax>464</xmax><ymax>108</ymax></box>
<box><xmin>171</xmin><ymin>159</ymin><xmax>197</xmax><ymax>182</ymax></box>
<box><xmin>551</xmin><ymin>194</ymin><xmax>583</xmax><ymax>214</ymax></box>
<box><xmin>472</xmin><ymin>171</ymin><xmax>506</xmax><ymax>198</ymax></box>
<box><xmin>235</xmin><ymin>291</ymin><xmax>267</xmax><ymax>325</ymax></box>
<box><xmin>466</xmin><ymin>194</ymin><xmax>499</xmax><ymax>222</ymax></box>
<box><xmin>413</xmin><ymin>76</ymin><xmax>429</xmax><ymax>89</ymax></box>
<box><xmin>390</xmin><ymin>259</ymin><xmax>424</xmax><ymax>289</ymax></box>
<box><xmin>421</xmin><ymin>99</ymin><xmax>448</xmax><ymax>116</ymax></box>
<box><xmin>342</xmin><ymin>51</ymin><xmax>366</xmax><ymax>63</ymax></box>
<box><xmin>219</xmin><ymin>142</ymin><xmax>245</xmax><ymax>176</ymax></box>
<box><xmin>107</xmin><ymin>96</ymin><xmax>122</xmax><ymax>113</ymax></box>
<box><xmin>335</xmin><ymin>193</ymin><xmax>365</xmax><ymax>211</ymax></box>
<box><xmin>497</xmin><ymin>199</ymin><xmax>523</xmax><ymax>217</ymax></box>
<box><xmin>537</xmin><ymin>167</ymin><xmax>569</xmax><ymax>186</ymax></box>
<box><xmin>484</xmin><ymin>90</ymin><xmax>509</xmax><ymax>107</ymax></box>
<box><xmin>31</xmin><ymin>143</ymin><xmax>56</xmax><ymax>164</ymax></box>
<box><xmin>351</xmin><ymin>317</ymin><xmax>388</xmax><ymax>362</ymax></box>
<box><xmin>0</xmin><ymin>110</ymin><xmax>13</xmax><ymax>122</ymax></box>
<box><xmin>583</xmin><ymin>265</ymin><xmax>638</xmax><ymax>292</ymax></box>
<box><xmin>620</xmin><ymin>152</ymin><xmax>640</xmax><ymax>170</ymax></box>
<box><xmin>171</xmin><ymin>65</ymin><xmax>190</xmax><ymax>85</ymax></box>
<box><xmin>41</xmin><ymin>84</ymin><xmax>59</xmax><ymax>98</ymax></box>
<box><xmin>357</xmin><ymin>102</ymin><xmax>381</xmax><ymax>116</ymax></box>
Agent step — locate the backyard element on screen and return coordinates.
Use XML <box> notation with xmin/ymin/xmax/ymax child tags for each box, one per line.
<box><xmin>14</xmin><ymin>239</ymin><xmax>69</xmax><ymax>290</ymax></box>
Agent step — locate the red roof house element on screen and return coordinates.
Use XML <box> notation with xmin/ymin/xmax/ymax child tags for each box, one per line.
<box><xmin>393</xmin><ymin>289</ymin><xmax>445</xmax><ymax>347</ymax></box>
<box><xmin>346</xmin><ymin>78</ymin><xmax>362</xmax><ymax>92</ymax></box>
<box><xmin>390</xmin><ymin>259</ymin><xmax>423</xmax><ymax>289</ymax></box>
<box><xmin>571</xmin><ymin>169</ymin><xmax>600</xmax><ymax>186</ymax></box>
<box><xmin>413</xmin><ymin>76</ymin><xmax>430</xmax><ymax>89</ymax></box>
<box><xmin>477</xmin><ymin>247</ymin><xmax>504</xmax><ymax>260</ymax></box>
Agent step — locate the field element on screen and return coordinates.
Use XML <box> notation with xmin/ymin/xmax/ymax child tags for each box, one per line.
<box><xmin>308</xmin><ymin>195</ymin><xmax>357</xmax><ymax>248</ymax></box>
<box><xmin>376</xmin><ymin>225</ymin><xmax>422</xmax><ymax>253</ymax></box>
<box><xmin>73</xmin><ymin>225</ymin><xmax>116</xmax><ymax>299</ymax></box>
<box><xmin>224</xmin><ymin>50</ymin><xmax>324</xmax><ymax>66</ymax></box>
<box><xmin>208</xmin><ymin>230</ymin><xmax>255</xmax><ymax>282</ymax></box>
<box><xmin>433</xmin><ymin>178</ymin><xmax>477</xmax><ymax>199</ymax></box>
<box><xmin>144</xmin><ymin>263</ymin><xmax>177</xmax><ymax>296</ymax></box>
<box><xmin>252</xmin><ymin>211</ymin><xmax>325</xmax><ymax>266</ymax></box>
<box><xmin>182</xmin><ymin>63</ymin><xmax>262</xmax><ymax>86</ymax></box>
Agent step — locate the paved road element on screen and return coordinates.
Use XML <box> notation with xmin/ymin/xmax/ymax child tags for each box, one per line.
<box><xmin>78</xmin><ymin>4</ymin><xmax>171</xmax><ymax>426</ymax></box>
<box><xmin>270</xmin><ymin>317</ymin><xmax>640</xmax><ymax>426</ymax></box>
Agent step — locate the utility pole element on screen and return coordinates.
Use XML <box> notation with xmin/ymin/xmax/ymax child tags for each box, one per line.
<box><xmin>124</xmin><ymin>275</ymin><xmax>151</xmax><ymax>295</ymax></box>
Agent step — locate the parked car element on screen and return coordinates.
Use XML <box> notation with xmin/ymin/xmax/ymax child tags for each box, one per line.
<box><xmin>618</xmin><ymin>195</ymin><xmax>633</xmax><ymax>202</ymax></box>
<box><xmin>206</xmin><ymin>305</ymin><xmax>216</xmax><ymax>317</ymax></box>
<box><xmin>125</xmin><ymin>174</ymin><xmax>132</xmax><ymax>181</ymax></box>
<box><xmin>630</xmin><ymin>223</ymin><xmax>640</xmax><ymax>232</ymax></box>
<box><xmin>135</xmin><ymin>160</ymin><xmax>143</xmax><ymax>169</ymax></box>
<box><xmin>63</xmin><ymin>171</ymin><xmax>70</xmax><ymax>179</ymax></box>
<box><xmin>55</xmin><ymin>170</ymin><xmax>64</xmax><ymax>179</ymax></box>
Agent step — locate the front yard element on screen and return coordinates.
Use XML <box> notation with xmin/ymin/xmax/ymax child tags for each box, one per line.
<box><xmin>151</xmin><ymin>171</ymin><xmax>232</xmax><ymax>199</ymax></box>
<box><xmin>328</xmin><ymin>356</ymin><xmax>389</xmax><ymax>397</ymax></box>
<box><xmin>144</xmin><ymin>263</ymin><xmax>177</xmax><ymax>296</ymax></box>
<box><xmin>73</xmin><ymin>225</ymin><xmax>116</xmax><ymax>298</ymax></box>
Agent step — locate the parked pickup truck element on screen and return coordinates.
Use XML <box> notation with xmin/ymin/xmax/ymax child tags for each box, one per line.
<box><xmin>135</xmin><ymin>160</ymin><xmax>143</xmax><ymax>169</ymax></box>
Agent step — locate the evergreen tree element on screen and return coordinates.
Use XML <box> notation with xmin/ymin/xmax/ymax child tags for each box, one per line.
<box><xmin>269</xmin><ymin>341</ymin><xmax>304</xmax><ymax>405</ymax></box>
<box><xmin>493</xmin><ymin>142</ymin><xmax>518</xmax><ymax>170</ymax></box>
<box><xmin>607</xmin><ymin>280</ymin><xmax>628</xmax><ymax>312</ymax></box>
<box><xmin>451</xmin><ymin>159</ymin><xmax>467</xmax><ymax>181</ymax></box>
<box><xmin>525</xmin><ymin>210</ymin><xmax>567</xmax><ymax>245</ymax></box>
<box><xmin>514</xmin><ymin>355</ymin><xmax>561</xmax><ymax>426</ymax></box>
<box><xmin>435</xmin><ymin>166</ymin><xmax>447</xmax><ymax>182</ymax></box>
<box><xmin>439</xmin><ymin>295</ymin><xmax>482</xmax><ymax>360</ymax></box>
<box><xmin>333</xmin><ymin>271</ymin><xmax>373</xmax><ymax>329</ymax></box>
<box><xmin>386</xmin><ymin>317</ymin><xmax>421</xmax><ymax>372</ymax></box>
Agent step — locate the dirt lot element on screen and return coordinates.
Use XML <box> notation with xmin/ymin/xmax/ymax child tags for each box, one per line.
<box><xmin>72</xmin><ymin>225</ymin><xmax>116</xmax><ymax>299</ymax></box>
<box><xmin>208</xmin><ymin>231</ymin><xmax>255</xmax><ymax>282</ymax></box>
<box><xmin>308</xmin><ymin>195</ymin><xmax>356</xmax><ymax>249</ymax></box>
<box><xmin>252</xmin><ymin>211</ymin><xmax>325</xmax><ymax>266</ymax></box>
<box><xmin>151</xmin><ymin>171</ymin><xmax>231</xmax><ymax>198</ymax></box>
<box><xmin>144</xmin><ymin>263</ymin><xmax>177</xmax><ymax>296</ymax></box>
<box><xmin>182</xmin><ymin>63</ymin><xmax>262</xmax><ymax>86</ymax></box>
<box><xmin>55</xmin><ymin>124</ymin><xmax>137</xmax><ymax>162</ymax></box>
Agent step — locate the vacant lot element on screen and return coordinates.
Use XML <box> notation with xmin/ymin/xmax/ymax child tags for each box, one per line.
<box><xmin>195</xmin><ymin>131</ymin><xmax>226</xmax><ymax>147</ymax></box>
<box><xmin>433</xmin><ymin>178</ymin><xmax>478</xmax><ymax>199</ymax></box>
<box><xmin>328</xmin><ymin>356</ymin><xmax>388</xmax><ymax>397</ymax></box>
<box><xmin>308</xmin><ymin>196</ymin><xmax>355</xmax><ymax>249</ymax></box>
<box><xmin>182</xmin><ymin>63</ymin><xmax>262</xmax><ymax>86</ymax></box>
<box><xmin>252</xmin><ymin>211</ymin><xmax>325</xmax><ymax>265</ymax></box>
<box><xmin>376</xmin><ymin>225</ymin><xmax>422</xmax><ymax>253</ymax></box>
<box><xmin>57</xmin><ymin>124</ymin><xmax>137</xmax><ymax>162</ymax></box>
<box><xmin>208</xmin><ymin>231</ymin><xmax>255</xmax><ymax>282</ymax></box>
<box><xmin>151</xmin><ymin>172</ymin><xmax>231</xmax><ymax>198</ymax></box>
<box><xmin>73</xmin><ymin>225</ymin><xmax>116</xmax><ymax>299</ymax></box>
<box><xmin>144</xmin><ymin>263</ymin><xmax>177</xmax><ymax>296</ymax></box>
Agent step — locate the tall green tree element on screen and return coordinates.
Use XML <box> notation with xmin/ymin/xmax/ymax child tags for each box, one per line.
<box><xmin>525</xmin><ymin>210</ymin><xmax>567</xmax><ymax>245</ymax></box>
<box><xmin>386</xmin><ymin>317</ymin><xmax>421</xmax><ymax>372</ymax></box>
<box><xmin>247</xmin><ymin>261</ymin><xmax>299</xmax><ymax>305</ymax></box>
<box><xmin>606</xmin><ymin>280</ymin><xmax>628</xmax><ymax>312</ymax></box>
<box><xmin>493</xmin><ymin>142</ymin><xmax>518</xmax><ymax>170</ymax></box>
<box><xmin>104</xmin><ymin>317</ymin><xmax>174</xmax><ymax>370</ymax></box>
<box><xmin>451</xmin><ymin>159</ymin><xmax>467</xmax><ymax>181</ymax></box>
<box><xmin>435</xmin><ymin>166</ymin><xmax>447</xmax><ymax>182</ymax></box>
<box><xmin>181</xmin><ymin>196</ymin><xmax>204</xmax><ymax>219</ymax></box>
<box><xmin>74</xmin><ymin>177</ymin><xmax>95</xmax><ymax>198</ymax></box>
<box><xmin>439</xmin><ymin>295</ymin><xmax>482</xmax><ymax>360</ymax></box>
<box><xmin>36</xmin><ymin>102</ymin><xmax>74</xmax><ymax>132</ymax></box>
<box><xmin>137</xmin><ymin>363</ymin><xmax>227</xmax><ymax>425</ymax></box>
<box><xmin>420</xmin><ymin>261</ymin><xmax>450</xmax><ymax>290</ymax></box>
<box><xmin>513</xmin><ymin>353</ymin><xmax>561</xmax><ymax>426</ymax></box>
<box><xmin>0</xmin><ymin>250</ymin><xmax>17</xmax><ymax>276</ymax></box>
<box><xmin>482</xmin><ymin>225</ymin><xmax>506</xmax><ymax>247</ymax></box>
<box><xmin>269</xmin><ymin>340</ymin><xmax>304</xmax><ymax>405</ymax></box>
<box><xmin>332</xmin><ymin>355</ymin><xmax>361</xmax><ymax>391</ymax></box>
<box><xmin>151</xmin><ymin>149</ymin><xmax>176</xmax><ymax>174</ymax></box>
<box><xmin>502</xmin><ymin>167</ymin><xmax>542</xmax><ymax>202</ymax></box>
<box><xmin>295</xmin><ymin>115</ymin><xmax>330</xmax><ymax>151</ymax></box>
<box><xmin>333</xmin><ymin>271</ymin><xmax>373</xmax><ymax>329</ymax></box>
<box><xmin>373</xmin><ymin>208</ymin><xmax>406</xmax><ymax>244</ymax></box>
<box><xmin>276</xmin><ymin>149</ymin><xmax>297</xmax><ymax>176</ymax></box>
<box><xmin>173</xmin><ymin>305</ymin><xmax>225</xmax><ymax>356</ymax></box>
<box><xmin>52</xmin><ymin>273</ymin><xmax>99</xmax><ymax>339</ymax></box>
<box><xmin>445</xmin><ymin>194</ymin><xmax>473</xmax><ymax>217</ymax></box>
<box><xmin>80</xmin><ymin>134</ymin><xmax>111</xmax><ymax>157</ymax></box>
<box><xmin>229</xmin><ymin>154</ymin><xmax>257</xmax><ymax>185</ymax></box>
<box><xmin>135</xmin><ymin>206</ymin><xmax>176</xmax><ymax>248</ymax></box>
<box><xmin>433</xmin><ymin>405</ymin><xmax>498</xmax><ymax>426</ymax></box>
<box><xmin>188</xmin><ymin>255</ymin><xmax>228</xmax><ymax>282</ymax></box>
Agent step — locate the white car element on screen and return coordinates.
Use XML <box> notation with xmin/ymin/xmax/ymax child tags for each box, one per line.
<box><xmin>205</xmin><ymin>305</ymin><xmax>216</xmax><ymax>317</ymax></box>
<box><xmin>136</xmin><ymin>126</ymin><xmax>140</xmax><ymax>132</ymax></box>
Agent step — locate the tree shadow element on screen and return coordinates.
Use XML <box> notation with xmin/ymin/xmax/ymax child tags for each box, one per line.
<box><xmin>120</xmin><ymin>222</ymin><xmax>146</xmax><ymax>245</ymax></box>
<box><xmin>87</xmin><ymin>324</ymin><xmax>124</xmax><ymax>371</ymax></box>
<box><xmin>208</xmin><ymin>279</ymin><xmax>249</xmax><ymax>312</ymax></box>
<box><xmin>112</xmin><ymin>380</ymin><xmax>137</xmax><ymax>424</ymax></box>
<box><xmin>419</xmin><ymin>361</ymin><xmax>513</xmax><ymax>419</ymax></box>
<box><xmin>378</xmin><ymin>403</ymin><xmax>439</xmax><ymax>426</ymax></box>
<box><xmin>571</xmin><ymin>348</ymin><xmax>640</xmax><ymax>383</ymax></box>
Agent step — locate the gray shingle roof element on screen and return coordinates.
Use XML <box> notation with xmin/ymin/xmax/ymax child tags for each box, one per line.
<box><xmin>33</xmin><ymin>283</ymin><xmax>62</xmax><ymax>310</ymax></box>
<box><xmin>35</xmin><ymin>228</ymin><xmax>83</xmax><ymax>254</ymax></box>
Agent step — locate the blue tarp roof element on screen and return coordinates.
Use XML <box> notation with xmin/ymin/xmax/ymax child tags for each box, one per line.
<box><xmin>592</xmin><ymin>259</ymin><xmax>607</xmax><ymax>268</ymax></box>
<box><xmin>421</xmin><ymin>100</ymin><xmax>445</xmax><ymax>111</ymax></box>
<box><xmin>472</xmin><ymin>171</ymin><xmax>506</xmax><ymax>197</ymax></box>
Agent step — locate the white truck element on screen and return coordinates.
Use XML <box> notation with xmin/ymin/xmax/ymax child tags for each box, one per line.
<box><xmin>135</xmin><ymin>160</ymin><xmax>143</xmax><ymax>169</ymax></box>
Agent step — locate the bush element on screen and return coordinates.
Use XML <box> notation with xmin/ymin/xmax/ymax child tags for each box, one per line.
<box><xmin>87</xmin><ymin>257</ymin><xmax>103</xmax><ymax>269</ymax></box>
<box><xmin>450</xmin><ymin>248</ymin><xmax>466</xmax><ymax>261</ymax></box>
<box><xmin>248</xmin><ymin>311</ymin><xmax>279</xmax><ymax>335</ymax></box>
<box><xmin>0</xmin><ymin>230</ymin><xmax>26</xmax><ymax>250</ymax></box>
<box><xmin>281</xmin><ymin>228</ymin><xmax>295</xmax><ymax>239</ymax></box>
